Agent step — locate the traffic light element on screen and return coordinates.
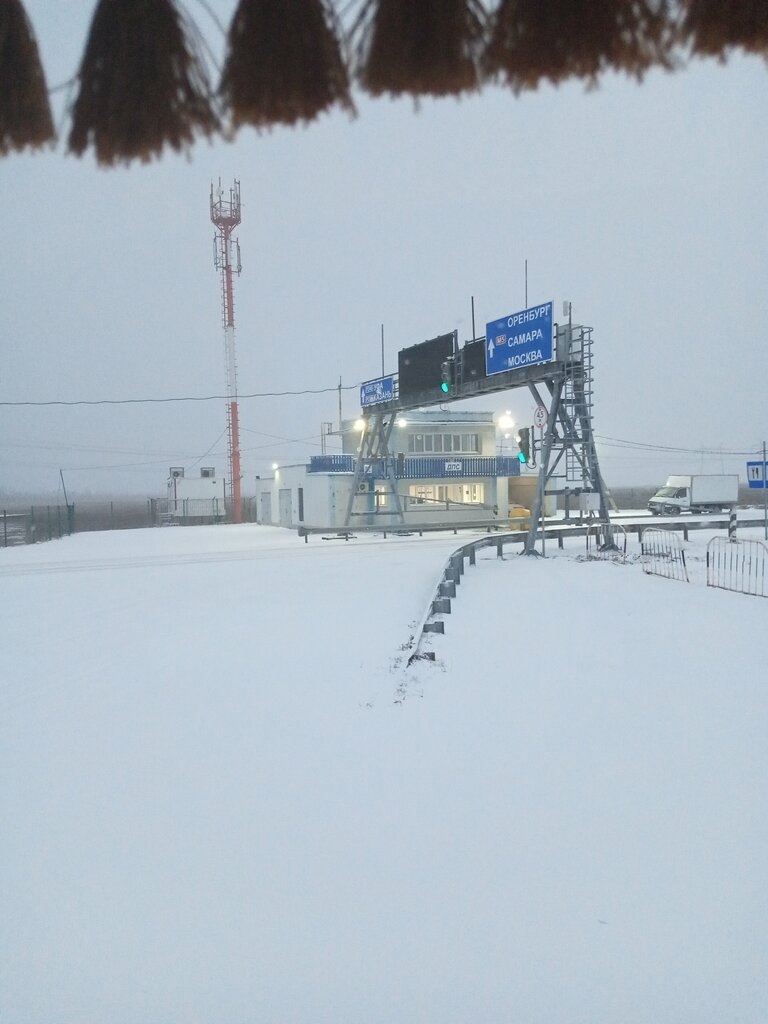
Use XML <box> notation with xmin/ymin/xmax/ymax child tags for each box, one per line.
<box><xmin>517</xmin><ymin>427</ymin><xmax>531</xmax><ymax>464</ymax></box>
<box><xmin>440</xmin><ymin>359</ymin><xmax>453</xmax><ymax>394</ymax></box>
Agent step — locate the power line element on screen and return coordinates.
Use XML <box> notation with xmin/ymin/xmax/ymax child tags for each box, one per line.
<box><xmin>0</xmin><ymin>384</ymin><xmax>358</xmax><ymax>408</ymax></box>
<box><xmin>0</xmin><ymin>423</ymin><xmax>342</xmax><ymax>474</ymax></box>
<box><xmin>595</xmin><ymin>433</ymin><xmax>760</xmax><ymax>456</ymax></box>
<box><xmin>0</xmin><ymin>439</ymin><xmax>203</xmax><ymax>458</ymax></box>
<box><xmin>183</xmin><ymin>428</ymin><xmax>228</xmax><ymax>473</ymax></box>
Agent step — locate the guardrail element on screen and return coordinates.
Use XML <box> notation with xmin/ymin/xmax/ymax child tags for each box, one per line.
<box><xmin>298</xmin><ymin>514</ymin><xmax>766</xmax><ymax>544</ymax></box>
<box><xmin>401</xmin><ymin>515</ymin><xmax>767</xmax><ymax>663</ymax></box>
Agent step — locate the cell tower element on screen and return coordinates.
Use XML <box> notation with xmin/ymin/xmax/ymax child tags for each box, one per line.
<box><xmin>210</xmin><ymin>179</ymin><xmax>243</xmax><ymax>523</ymax></box>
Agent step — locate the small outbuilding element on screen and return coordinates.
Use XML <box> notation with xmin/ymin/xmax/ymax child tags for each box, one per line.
<box><xmin>166</xmin><ymin>467</ymin><xmax>226</xmax><ymax>523</ymax></box>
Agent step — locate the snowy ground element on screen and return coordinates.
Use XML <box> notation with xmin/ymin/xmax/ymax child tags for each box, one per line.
<box><xmin>1</xmin><ymin>523</ymin><xmax>766</xmax><ymax>1024</ymax></box>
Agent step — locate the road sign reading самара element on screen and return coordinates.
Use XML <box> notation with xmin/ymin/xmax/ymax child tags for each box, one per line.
<box><xmin>485</xmin><ymin>301</ymin><xmax>554</xmax><ymax>377</ymax></box>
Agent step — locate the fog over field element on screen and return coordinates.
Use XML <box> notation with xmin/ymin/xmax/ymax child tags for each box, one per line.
<box><xmin>1</xmin><ymin>3</ymin><xmax>766</xmax><ymax>498</ymax></box>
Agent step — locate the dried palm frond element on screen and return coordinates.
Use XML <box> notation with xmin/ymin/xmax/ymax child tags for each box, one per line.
<box><xmin>485</xmin><ymin>0</ymin><xmax>675</xmax><ymax>93</ymax></box>
<box><xmin>680</xmin><ymin>0</ymin><xmax>768</xmax><ymax>59</ymax></box>
<box><xmin>353</xmin><ymin>0</ymin><xmax>488</xmax><ymax>99</ymax></box>
<box><xmin>0</xmin><ymin>0</ymin><xmax>55</xmax><ymax>156</ymax></box>
<box><xmin>68</xmin><ymin>0</ymin><xmax>219</xmax><ymax>166</ymax></box>
<box><xmin>220</xmin><ymin>0</ymin><xmax>353</xmax><ymax>129</ymax></box>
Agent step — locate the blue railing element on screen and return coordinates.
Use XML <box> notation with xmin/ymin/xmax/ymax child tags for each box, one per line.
<box><xmin>308</xmin><ymin>455</ymin><xmax>521</xmax><ymax>478</ymax></box>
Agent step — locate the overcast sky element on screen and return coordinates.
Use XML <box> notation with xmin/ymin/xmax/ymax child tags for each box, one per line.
<box><xmin>1</xmin><ymin>2</ymin><xmax>766</xmax><ymax>500</ymax></box>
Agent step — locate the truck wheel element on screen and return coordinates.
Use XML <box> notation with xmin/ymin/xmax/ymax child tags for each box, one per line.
<box><xmin>663</xmin><ymin>504</ymin><xmax>676</xmax><ymax>516</ymax></box>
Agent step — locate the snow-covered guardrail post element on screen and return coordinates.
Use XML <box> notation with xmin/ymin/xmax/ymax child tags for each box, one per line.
<box><xmin>448</xmin><ymin>553</ymin><xmax>463</xmax><ymax>582</ymax></box>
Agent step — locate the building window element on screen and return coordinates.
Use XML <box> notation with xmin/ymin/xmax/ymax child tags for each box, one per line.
<box><xmin>405</xmin><ymin>431</ymin><xmax>480</xmax><ymax>455</ymax></box>
<box><xmin>408</xmin><ymin>483</ymin><xmax>485</xmax><ymax>505</ymax></box>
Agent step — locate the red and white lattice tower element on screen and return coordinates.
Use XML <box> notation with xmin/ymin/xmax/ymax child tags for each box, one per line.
<box><xmin>210</xmin><ymin>179</ymin><xmax>243</xmax><ymax>524</ymax></box>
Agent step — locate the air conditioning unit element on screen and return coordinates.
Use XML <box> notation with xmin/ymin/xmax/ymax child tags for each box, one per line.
<box><xmin>200</xmin><ymin>467</ymin><xmax>215</xmax><ymax>478</ymax></box>
<box><xmin>357</xmin><ymin>482</ymin><xmax>369</xmax><ymax>493</ymax></box>
<box><xmin>170</xmin><ymin>467</ymin><xmax>185</xmax><ymax>479</ymax></box>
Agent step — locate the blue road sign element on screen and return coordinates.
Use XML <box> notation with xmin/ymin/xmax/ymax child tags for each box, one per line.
<box><xmin>485</xmin><ymin>301</ymin><xmax>554</xmax><ymax>377</ymax></box>
<box><xmin>360</xmin><ymin>375</ymin><xmax>395</xmax><ymax>407</ymax></box>
<box><xmin>747</xmin><ymin>461</ymin><xmax>767</xmax><ymax>488</ymax></box>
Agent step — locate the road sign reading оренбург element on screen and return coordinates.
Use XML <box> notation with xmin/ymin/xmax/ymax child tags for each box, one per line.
<box><xmin>485</xmin><ymin>301</ymin><xmax>554</xmax><ymax>377</ymax></box>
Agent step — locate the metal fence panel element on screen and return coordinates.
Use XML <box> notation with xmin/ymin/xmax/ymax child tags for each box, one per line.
<box><xmin>641</xmin><ymin>527</ymin><xmax>689</xmax><ymax>582</ymax></box>
<box><xmin>706</xmin><ymin>537</ymin><xmax>768</xmax><ymax>598</ymax></box>
<box><xmin>585</xmin><ymin>521</ymin><xmax>627</xmax><ymax>561</ymax></box>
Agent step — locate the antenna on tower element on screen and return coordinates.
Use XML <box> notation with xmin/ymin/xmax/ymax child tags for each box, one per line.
<box><xmin>210</xmin><ymin>178</ymin><xmax>243</xmax><ymax>524</ymax></box>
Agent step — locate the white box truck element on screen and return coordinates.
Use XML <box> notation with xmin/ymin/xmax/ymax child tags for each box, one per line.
<box><xmin>647</xmin><ymin>474</ymin><xmax>739</xmax><ymax>515</ymax></box>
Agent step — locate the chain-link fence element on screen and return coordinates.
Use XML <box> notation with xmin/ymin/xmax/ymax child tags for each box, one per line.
<box><xmin>1</xmin><ymin>498</ymin><xmax>262</xmax><ymax>547</ymax></box>
<box><xmin>2</xmin><ymin>505</ymin><xmax>75</xmax><ymax>546</ymax></box>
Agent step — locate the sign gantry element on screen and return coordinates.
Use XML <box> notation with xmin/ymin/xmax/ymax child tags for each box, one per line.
<box><xmin>351</xmin><ymin>301</ymin><xmax>615</xmax><ymax>553</ymax></box>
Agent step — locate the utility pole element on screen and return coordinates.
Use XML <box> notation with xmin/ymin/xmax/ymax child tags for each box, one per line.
<box><xmin>59</xmin><ymin>469</ymin><xmax>69</xmax><ymax>508</ymax></box>
<box><xmin>59</xmin><ymin>469</ymin><xmax>74</xmax><ymax>534</ymax></box>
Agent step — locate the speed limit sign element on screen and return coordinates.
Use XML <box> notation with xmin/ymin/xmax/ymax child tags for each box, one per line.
<box><xmin>533</xmin><ymin>405</ymin><xmax>547</xmax><ymax>429</ymax></box>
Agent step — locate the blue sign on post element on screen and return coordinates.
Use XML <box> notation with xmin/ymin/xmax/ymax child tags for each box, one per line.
<box><xmin>360</xmin><ymin>375</ymin><xmax>395</xmax><ymax>408</ymax></box>
<box><xmin>747</xmin><ymin>461</ymin><xmax>767</xmax><ymax>488</ymax></box>
<box><xmin>485</xmin><ymin>301</ymin><xmax>554</xmax><ymax>377</ymax></box>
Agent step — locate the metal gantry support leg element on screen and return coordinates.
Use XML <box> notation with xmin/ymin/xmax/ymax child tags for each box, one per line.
<box><xmin>523</xmin><ymin>371</ymin><xmax>614</xmax><ymax>554</ymax></box>
<box><xmin>524</xmin><ymin>375</ymin><xmax>563</xmax><ymax>555</ymax></box>
<box><xmin>343</xmin><ymin>410</ymin><xmax>405</xmax><ymax>529</ymax></box>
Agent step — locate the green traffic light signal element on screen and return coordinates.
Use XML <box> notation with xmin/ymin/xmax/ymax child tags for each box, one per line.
<box><xmin>518</xmin><ymin>451</ymin><xmax>526</xmax><ymax>464</ymax></box>
<box><xmin>440</xmin><ymin>359</ymin><xmax>452</xmax><ymax>395</ymax></box>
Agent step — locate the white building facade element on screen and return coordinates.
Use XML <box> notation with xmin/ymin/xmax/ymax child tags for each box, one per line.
<box><xmin>256</xmin><ymin>410</ymin><xmax>527</xmax><ymax>531</ymax></box>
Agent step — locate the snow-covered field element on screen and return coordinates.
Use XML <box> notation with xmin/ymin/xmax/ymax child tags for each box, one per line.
<box><xmin>2</xmin><ymin>524</ymin><xmax>766</xmax><ymax>1024</ymax></box>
